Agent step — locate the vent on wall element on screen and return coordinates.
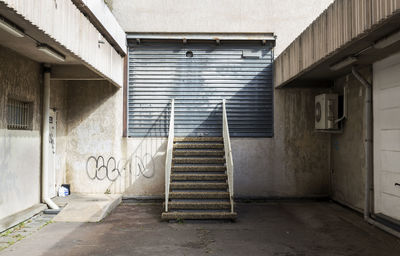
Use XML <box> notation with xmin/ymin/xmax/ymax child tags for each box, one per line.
<box><xmin>7</xmin><ymin>98</ymin><xmax>32</xmax><ymax>130</ymax></box>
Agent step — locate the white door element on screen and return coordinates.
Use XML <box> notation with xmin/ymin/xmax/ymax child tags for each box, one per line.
<box><xmin>373</xmin><ymin>52</ymin><xmax>400</xmax><ymax>221</ymax></box>
<box><xmin>48</xmin><ymin>109</ymin><xmax>57</xmax><ymax>198</ymax></box>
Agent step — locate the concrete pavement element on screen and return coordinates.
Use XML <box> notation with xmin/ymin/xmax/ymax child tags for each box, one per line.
<box><xmin>52</xmin><ymin>193</ymin><xmax>122</xmax><ymax>223</ymax></box>
<box><xmin>1</xmin><ymin>201</ymin><xmax>400</xmax><ymax>256</ymax></box>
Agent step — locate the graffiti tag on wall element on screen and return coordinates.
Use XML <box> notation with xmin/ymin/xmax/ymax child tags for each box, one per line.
<box><xmin>86</xmin><ymin>156</ymin><xmax>121</xmax><ymax>181</ymax></box>
<box><xmin>85</xmin><ymin>154</ymin><xmax>156</xmax><ymax>182</ymax></box>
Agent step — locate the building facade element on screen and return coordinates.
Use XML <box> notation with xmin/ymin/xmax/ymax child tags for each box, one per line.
<box><xmin>274</xmin><ymin>0</ymin><xmax>400</xmax><ymax>230</ymax></box>
<box><xmin>1</xmin><ymin>0</ymin><xmax>399</xmax><ymax>235</ymax></box>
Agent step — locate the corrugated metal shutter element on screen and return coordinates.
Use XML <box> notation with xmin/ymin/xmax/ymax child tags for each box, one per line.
<box><xmin>127</xmin><ymin>41</ymin><xmax>273</xmax><ymax>137</ymax></box>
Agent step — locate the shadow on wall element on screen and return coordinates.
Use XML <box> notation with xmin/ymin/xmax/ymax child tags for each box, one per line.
<box><xmin>64</xmin><ymin>41</ymin><xmax>330</xmax><ymax>198</ymax></box>
<box><xmin>120</xmin><ymin>41</ymin><xmax>330</xmax><ymax>198</ymax></box>
<box><xmin>279</xmin><ymin>88</ymin><xmax>331</xmax><ymax>196</ymax></box>
<box><xmin>66</xmin><ymin>80</ymin><xmax>121</xmax><ymax>194</ymax></box>
<box><xmin>65</xmin><ymin>80</ymin><xmax>167</xmax><ymax>195</ymax></box>
<box><xmin>66</xmin><ymin>80</ymin><xmax>119</xmax><ymax>132</ymax></box>
<box><xmin>86</xmin><ymin>110</ymin><xmax>169</xmax><ymax>196</ymax></box>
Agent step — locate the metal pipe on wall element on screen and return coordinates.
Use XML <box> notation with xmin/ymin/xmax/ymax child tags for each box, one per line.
<box><xmin>42</xmin><ymin>65</ymin><xmax>59</xmax><ymax>210</ymax></box>
<box><xmin>351</xmin><ymin>67</ymin><xmax>372</xmax><ymax>222</ymax></box>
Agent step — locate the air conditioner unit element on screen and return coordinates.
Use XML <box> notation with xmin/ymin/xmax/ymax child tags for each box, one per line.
<box><xmin>315</xmin><ymin>93</ymin><xmax>338</xmax><ymax>130</ymax></box>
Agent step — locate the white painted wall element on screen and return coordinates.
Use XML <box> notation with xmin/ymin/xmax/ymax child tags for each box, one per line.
<box><xmin>0</xmin><ymin>46</ymin><xmax>42</xmax><ymax>221</ymax></box>
<box><xmin>0</xmin><ymin>130</ymin><xmax>41</xmax><ymax>220</ymax></box>
<box><xmin>373</xmin><ymin>51</ymin><xmax>400</xmax><ymax>221</ymax></box>
<box><xmin>111</xmin><ymin>0</ymin><xmax>334</xmax><ymax>56</ymax></box>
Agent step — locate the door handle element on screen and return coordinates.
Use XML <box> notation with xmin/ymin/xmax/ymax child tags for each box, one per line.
<box><xmin>395</xmin><ymin>183</ymin><xmax>400</xmax><ymax>187</ymax></box>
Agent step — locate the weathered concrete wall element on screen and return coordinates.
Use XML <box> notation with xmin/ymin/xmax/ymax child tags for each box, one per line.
<box><xmin>50</xmin><ymin>81</ymin><xmax>69</xmax><ymax>189</ymax></box>
<box><xmin>63</xmin><ymin>81</ymin><xmax>167</xmax><ymax>196</ymax></box>
<box><xmin>0</xmin><ymin>46</ymin><xmax>42</xmax><ymax>219</ymax></box>
<box><xmin>65</xmin><ymin>80</ymin><xmax>122</xmax><ymax>193</ymax></box>
<box><xmin>111</xmin><ymin>0</ymin><xmax>334</xmax><ymax>56</ymax></box>
<box><xmin>232</xmin><ymin>89</ymin><xmax>330</xmax><ymax>198</ymax></box>
<box><xmin>330</xmin><ymin>70</ymin><xmax>369</xmax><ymax>211</ymax></box>
<box><xmin>62</xmin><ymin>79</ymin><xmax>330</xmax><ymax>198</ymax></box>
<box><xmin>121</xmin><ymin>138</ymin><xmax>167</xmax><ymax>197</ymax></box>
<box><xmin>51</xmin><ymin>0</ymin><xmax>334</xmax><ymax>198</ymax></box>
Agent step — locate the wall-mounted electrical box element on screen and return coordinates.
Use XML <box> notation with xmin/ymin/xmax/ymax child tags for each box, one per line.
<box><xmin>315</xmin><ymin>93</ymin><xmax>339</xmax><ymax>130</ymax></box>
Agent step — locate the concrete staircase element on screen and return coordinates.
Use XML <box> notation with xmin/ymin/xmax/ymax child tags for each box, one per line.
<box><xmin>162</xmin><ymin>137</ymin><xmax>237</xmax><ymax>220</ymax></box>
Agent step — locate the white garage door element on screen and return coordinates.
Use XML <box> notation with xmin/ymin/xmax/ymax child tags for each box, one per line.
<box><xmin>373</xmin><ymin>51</ymin><xmax>400</xmax><ymax>221</ymax></box>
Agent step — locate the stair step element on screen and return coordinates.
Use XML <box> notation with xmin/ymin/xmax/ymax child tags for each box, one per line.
<box><xmin>171</xmin><ymin>174</ymin><xmax>227</xmax><ymax>181</ymax></box>
<box><xmin>174</xmin><ymin>144</ymin><xmax>224</xmax><ymax>149</ymax></box>
<box><xmin>173</xmin><ymin>150</ymin><xmax>225</xmax><ymax>157</ymax></box>
<box><xmin>169</xmin><ymin>191</ymin><xmax>230</xmax><ymax>199</ymax></box>
<box><xmin>174</xmin><ymin>137</ymin><xmax>223</xmax><ymax>142</ymax></box>
<box><xmin>172</xmin><ymin>166</ymin><xmax>226</xmax><ymax>172</ymax></box>
<box><xmin>170</xmin><ymin>182</ymin><xmax>228</xmax><ymax>190</ymax></box>
<box><xmin>164</xmin><ymin>137</ymin><xmax>236</xmax><ymax>220</ymax></box>
<box><xmin>164</xmin><ymin>201</ymin><xmax>231</xmax><ymax>210</ymax></box>
<box><xmin>172</xmin><ymin>158</ymin><xmax>225</xmax><ymax>164</ymax></box>
<box><xmin>161</xmin><ymin>211</ymin><xmax>237</xmax><ymax>220</ymax></box>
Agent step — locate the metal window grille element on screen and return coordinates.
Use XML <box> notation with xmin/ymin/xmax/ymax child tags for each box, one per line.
<box><xmin>7</xmin><ymin>98</ymin><xmax>32</xmax><ymax>130</ymax></box>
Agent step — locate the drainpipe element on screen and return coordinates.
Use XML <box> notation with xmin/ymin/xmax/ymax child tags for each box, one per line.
<box><xmin>42</xmin><ymin>65</ymin><xmax>59</xmax><ymax>210</ymax></box>
<box><xmin>351</xmin><ymin>67</ymin><xmax>372</xmax><ymax>222</ymax></box>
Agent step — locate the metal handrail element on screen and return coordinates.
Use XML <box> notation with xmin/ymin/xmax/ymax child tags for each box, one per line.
<box><xmin>165</xmin><ymin>99</ymin><xmax>174</xmax><ymax>212</ymax></box>
<box><xmin>222</xmin><ymin>99</ymin><xmax>234</xmax><ymax>213</ymax></box>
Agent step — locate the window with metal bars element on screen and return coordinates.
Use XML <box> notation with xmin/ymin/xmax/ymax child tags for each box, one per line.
<box><xmin>7</xmin><ymin>98</ymin><xmax>32</xmax><ymax>130</ymax></box>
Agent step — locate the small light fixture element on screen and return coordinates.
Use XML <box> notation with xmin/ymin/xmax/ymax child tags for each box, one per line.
<box><xmin>0</xmin><ymin>16</ymin><xmax>24</xmax><ymax>38</ymax></box>
<box><xmin>374</xmin><ymin>30</ymin><xmax>400</xmax><ymax>49</ymax></box>
<box><xmin>98</xmin><ymin>33</ymin><xmax>105</xmax><ymax>48</ymax></box>
<box><xmin>37</xmin><ymin>45</ymin><xmax>65</xmax><ymax>62</ymax></box>
<box><xmin>329</xmin><ymin>57</ymin><xmax>357</xmax><ymax>71</ymax></box>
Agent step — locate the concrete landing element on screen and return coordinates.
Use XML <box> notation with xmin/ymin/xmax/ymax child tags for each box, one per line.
<box><xmin>52</xmin><ymin>194</ymin><xmax>121</xmax><ymax>222</ymax></box>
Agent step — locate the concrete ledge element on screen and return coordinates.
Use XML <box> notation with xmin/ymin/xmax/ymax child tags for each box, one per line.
<box><xmin>122</xmin><ymin>196</ymin><xmax>163</xmax><ymax>203</ymax></box>
<box><xmin>122</xmin><ymin>195</ymin><xmax>330</xmax><ymax>203</ymax></box>
<box><xmin>161</xmin><ymin>211</ymin><xmax>237</xmax><ymax>220</ymax></box>
<box><xmin>0</xmin><ymin>204</ymin><xmax>47</xmax><ymax>233</ymax></box>
<box><xmin>234</xmin><ymin>196</ymin><xmax>330</xmax><ymax>202</ymax></box>
<box><xmin>53</xmin><ymin>194</ymin><xmax>122</xmax><ymax>223</ymax></box>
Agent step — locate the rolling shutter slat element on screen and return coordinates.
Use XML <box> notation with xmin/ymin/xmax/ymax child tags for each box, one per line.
<box><xmin>128</xmin><ymin>42</ymin><xmax>273</xmax><ymax>137</ymax></box>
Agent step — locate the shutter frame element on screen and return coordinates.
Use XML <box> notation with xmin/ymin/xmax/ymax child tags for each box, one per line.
<box><xmin>127</xmin><ymin>41</ymin><xmax>274</xmax><ymax>137</ymax></box>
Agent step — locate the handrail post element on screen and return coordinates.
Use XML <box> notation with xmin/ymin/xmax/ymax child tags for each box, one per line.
<box><xmin>165</xmin><ymin>99</ymin><xmax>174</xmax><ymax>212</ymax></box>
<box><xmin>222</xmin><ymin>99</ymin><xmax>234</xmax><ymax>213</ymax></box>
